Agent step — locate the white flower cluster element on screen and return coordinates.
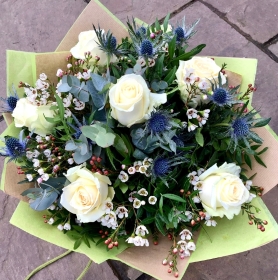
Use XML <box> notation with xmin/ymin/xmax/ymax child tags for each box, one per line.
<box><xmin>119</xmin><ymin>158</ymin><xmax>153</xmax><ymax>183</ymax></box>
<box><xmin>126</xmin><ymin>225</ymin><xmax>149</xmax><ymax>247</ymax></box>
<box><xmin>187</xmin><ymin>168</ymin><xmax>205</xmax><ymax>203</ymax></box>
<box><xmin>187</xmin><ymin>109</ymin><xmax>210</xmax><ymax>132</ymax></box>
<box><xmin>24</xmin><ymin>73</ymin><xmax>51</xmax><ymax>106</ymax></box>
<box><xmin>97</xmin><ymin>201</ymin><xmax>129</xmax><ymax>229</ymax></box>
<box><xmin>204</xmin><ymin>213</ymin><xmax>217</xmax><ymax>227</ymax></box>
<box><xmin>128</xmin><ymin>189</ymin><xmax>157</xmax><ymax>209</ymax></box>
<box><xmin>177</xmin><ymin>229</ymin><xmax>196</xmax><ymax>258</ymax></box>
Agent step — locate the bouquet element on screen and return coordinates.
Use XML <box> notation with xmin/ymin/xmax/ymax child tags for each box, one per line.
<box><xmin>1</xmin><ymin>1</ymin><xmax>278</xmax><ymax>279</ymax></box>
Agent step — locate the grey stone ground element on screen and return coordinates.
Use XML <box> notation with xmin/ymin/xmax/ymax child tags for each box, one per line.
<box><xmin>0</xmin><ymin>0</ymin><xmax>278</xmax><ymax>279</ymax></box>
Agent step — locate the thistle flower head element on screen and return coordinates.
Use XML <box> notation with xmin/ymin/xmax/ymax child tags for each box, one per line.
<box><xmin>147</xmin><ymin>110</ymin><xmax>171</xmax><ymax>134</ymax></box>
<box><xmin>0</xmin><ymin>131</ymin><xmax>27</xmax><ymax>162</ymax></box>
<box><xmin>211</xmin><ymin>88</ymin><xmax>230</xmax><ymax>106</ymax></box>
<box><xmin>152</xmin><ymin>157</ymin><xmax>170</xmax><ymax>177</ymax></box>
<box><xmin>140</xmin><ymin>40</ymin><xmax>154</xmax><ymax>56</ymax></box>
<box><xmin>0</xmin><ymin>85</ymin><xmax>19</xmax><ymax>113</ymax></box>
<box><xmin>231</xmin><ymin>117</ymin><xmax>250</xmax><ymax>139</ymax></box>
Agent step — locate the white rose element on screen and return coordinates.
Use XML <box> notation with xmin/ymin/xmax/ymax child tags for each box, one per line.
<box><xmin>176</xmin><ymin>57</ymin><xmax>227</xmax><ymax>104</ymax></box>
<box><xmin>12</xmin><ymin>98</ymin><xmax>55</xmax><ymax>137</ymax></box>
<box><xmin>109</xmin><ymin>74</ymin><xmax>167</xmax><ymax>127</ymax></box>
<box><xmin>199</xmin><ymin>162</ymin><xmax>250</xmax><ymax>220</ymax></box>
<box><xmin>60</xmin><ymin>165</ymin><xmax>115</xmax><ymax>223</ymax></box>
<box><xmin>70</xmin><ymin>30</ymin><xmax>116</xmax><ymax>66</ymax></box>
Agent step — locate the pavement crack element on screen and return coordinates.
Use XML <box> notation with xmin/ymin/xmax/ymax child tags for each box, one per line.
<box><xmin>197</xmin><ymin>0</ymin><xmax>278</xmax><ymax>63</ymax></box>
<box><xmin>264</xmin><ymin>33</ymin><xmax>278</xmax><ymax>47</ymax></box>
<box><xmin>0</xmin><ymin>194</ymin><xmax>9</xmax><ymax>221</ymax></box>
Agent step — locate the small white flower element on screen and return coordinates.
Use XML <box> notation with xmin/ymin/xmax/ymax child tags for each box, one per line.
<box><xmin>33</xmin><ymin>150</ymin><xmax>40</xmax><ymax>158</ymax></box>
<box><xmin>126</xmin><ymin>236</ymin><xmax>135</xmax><ymax>244</ymax></box>
<box><xmin>177</xmin><ymin>240</ymin><xmax>187</xmax><ymax>250</ymax></box>
<box><xmin>64</xmin><ymin>108</ymin><xmax>72</xmax><ymax>118</ymax></box>
<box><xmin>143</xmin><ymin>158</ymin><xmax>152</xmax><ymax>167</ymax></box>
<box><xmin>137</xmin><ymin>56</ymin><xmax>146</xmax><ymax>67</ymax></box>
<box><xmin>41</xmin><ymin>174</ymin><xmax>49</xmax><ymax>181</ymax></box>
<box><xmin>100</xmin><ymin>211</ymin><xmax>118</xmax><ymax>229</ymax></box>
<box><xmin>102</xmin><ymin>200</ymin><xmax>114</xmax><ymax>214</ymax></box>
<box><xmin>36</xmin><ymin>136</ymin><xmax>43</xmax><ymax>143</ymax></box>
<box><xmin>33</xmin><ymin>159</ymin><xmax>40</xmax><ymax>168</ymax></box>
<box><xmin>119</xmin><ymin>171</ymin><xmax>129</xmax><ymax>182</ymax></box>
<box><xmin>133</xmin><ymin>236</ymin><xmax>145</xmax><ymax>246</ymax></box>
<box><xmin>47</xmin><ymin>204</ymin><xmax>56</xmax><ymax>211</ymax></box>
<box><xmin>82</xmin><ymin>72</ymin><xmax>90</xmax><ymax>80</ymax></box>
<box><xmin>37</xmin><ymin>168</ymin><xmax>44</xmax><ymax>175</ymax></box>
<box><xmin>48</xmin><ymin>218</ymin><xmax>54</xmax><ymax>225</ymax></box>
<box><xmin>26</xmin><ymin>151</ymin><xmax>33</xmax><ymax>159</ymax></box>
<box><xmin>133</xmin><ymin>198</ymin><xmax>142</xmax><ymax>209</ymax></box>
<box><xmin>135</xmin><ymin>225</ymin><xmax>149</xmax><ymax>236</ymax></box>
<box><xmin>63</xmin><ymin>223</ymin><xmax>71</xmax><ymax>230</ymax></box>
<box><xmin>183</xmin><ymin>68</ymin><xmax>196</xmax><ymax>85</ymax></box>
<box><xmin>56</xmin><ymin>69</ymin><xmax>64</xmax><ymax>77</ymax></box>
<box><xmin>192</xmin><ymin>196</ymin><xmax>201</xmax><ymax>203</ymax></box>
<box><xmin>148</xmin><ymin>196</ymin><xmax>157</xmax><ymax>205</ymax></box>
<box><xmin>185</xmin><ymin>211</ymin><xmax>193</xmax><ymax>220</ymax></box>
<box><xmin>202</xmin><ymin>109</ymin><xmax>210</xmax><ymax>118</ymax></box>
<box><xmin>45</xmin><ymin>136</ymin><xmax>50</xmax><ymax>141</ymax></box>
<box><xmin>205</xmin><ymin>219</ymin><xmax>217</xmax><ymax>227</ymax></box>
<box><xmin>139</xmin><ymin>165</ymin><xmax>147</xmax><ymax>174</ymax></box>
<box><xmin>245</xmin><ymin>180</ymin><xmax>252</xmax><ymax>190</ymax></box>
<box><xmin>187</xmin><ymin>108</ymin><xmax>198</xmax><ymax>119</ymax></box>
<box><xmin>197</xmin><ymin>115</ymin><xmax>208</xmax><ymax>127</ymax></box>
<box><xmin>63</xmin><ymin>97</ymin><xmax>71</xmax><ymax>107</ymax></box>
<box><xmin>67</xmin><ymin>63</ymin><xmax>72</xmax><ymax>69</ymax></box>
<box><xmin>133</xmin><ymin>161</ymin><xmax>143</xmax><ymax>172</ymax></box>
<box><xmin>128</xmin><ymin>166</ymin><xmax>136</xmax><ymax>174</ymax></box>
<box><xmin>115</xmin><ymin>206</ymin><xmax>128</xmax><ymax>219</ymax></box>
<box><xmin>138</xmin><ymin>188</ymin><xmax>148</xmax><ymax>196</ymax></box>
<box><xmin>197</xmin><ymin>168</ymin><xmax>205</xmax><ymax>176</ymax></box>
<box><xmin>67</xmin><ymin>158</ymin><xmax>74</xmax><ymax>165</ymax></box>
<box><xmin>188</xmin><ymin>122</ymin><xmax>198</xmax><ymax>132</ymax></box>
<box><xmin>37</xmin><ymin>177</ymin><xmax>43</xmax><ymax>184</ymax></box>
<box><xmin>162</xmin><ymin>43</ymin><xmax>169</xmax><ymax>52</ymax></box>
<box><xmin>187</xmin><ymin>171</ymin><xmax>199</xmax><ymax>185</ymax></box>
<box><xmin>39</xmin><ymin>73</ymin><xmax>47</xmax><ymax>81</ymax></box>
<box><xmin>194</xmin><ymin>181</ymin><xmax>203</xmax><ymax>191</ymax></box>
<box><xmin>186</xmin><ymin>241</ymin><xmax>196</xmax><ymax>251</ymax></box>
<box><xmin>57</xmin><ymin>224</ymin><xmax>64</xmax><ymax>231</ymax></box>
<box><xmin>180</xmin><ymin>249</ymin><xmax>191</xmax><ymax>257</ymax></box>
<box><xmin>141</xmin><ymin>200</ymin><xmax>146</xmax><ymax>205</ymax></box>
<box><xmin>128</xmin><ymin>191</ymin><xmax>137</xmax><ymax>202</ymax></box>
<box><xmin>148</xmin><ymin>58</ymin><xmax>155</xmax><ymax>67</ymax></box>
<box><xmin>26</xmin><ymin>174</ymin><xmax>33</xmax><ymax>181</ymax></box>
<box><xmin>179</xmin><ymin>229</ymin><xmax>192</xmax><ymax>241</ymax></box>
<box><xmin>73</xmin><ymin>98</ymin><xmax>85</xmax><ymax>110</ymax></box>
<box><xmin>198</xmin><ymin>79</ymin><xmax>210</xmax><ymax>90</ymax></box>
<box><xmin>246</xmin><ymin>193</ymin><xmax>256</xmax><ymax>203</ymax></box>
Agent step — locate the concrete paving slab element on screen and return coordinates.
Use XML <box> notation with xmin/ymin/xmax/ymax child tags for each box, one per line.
<box><xmin>201</xmin><ymin>0</ymin><xmax>278</xmax><ymax>44</ymax></box>
<box><xmin>100</xmin><ymin>0</ymin><xmax>191</xmax><ymax>24</ymax></box>
<box><xmin>172</xmin><ymin>1</ymin><xmax>278</xmax><ymax>134</ymax></box>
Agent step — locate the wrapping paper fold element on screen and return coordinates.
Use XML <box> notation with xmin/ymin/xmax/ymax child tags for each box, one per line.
<box><xmin>1</xmin><ymin>1</ymin><xmax>278</xmax><ymax>279</ymax></box>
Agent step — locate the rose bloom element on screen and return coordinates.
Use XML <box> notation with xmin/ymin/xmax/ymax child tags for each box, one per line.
<box><xmin>176</xmin><ymin>57</ymin><xmax>227</xmax><ymax>104</ymax></box>
<box><xmin>12</xmin><ymin>98</ymin><xmax>55</xmax><ymax>136</ymax></box>
<box><xmin>70</xmin><ymin>30</ymin><xmax>116</xmax><ymax>66</ymax></box>
<box><xmin>109</xmin><ymin>74</ymin><xmax>167</xmax><ymax>127</ymax></box>
<box><xmin>199</xmin><ymin>162</ymin><xmax>250</xmax><ymax>219</ymax></box>
<box><xmin>60</xmin><ymin>165</ymin><xmax>115</xmax><ymax>223</ymax></box>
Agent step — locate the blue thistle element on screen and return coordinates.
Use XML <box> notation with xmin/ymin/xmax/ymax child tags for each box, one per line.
<box><xmin>211</xmin><ymin>88</ymin><xmax>231</xmax><ymax>106</ymax></box>
<box><xmin>105</xmin><ymin>36</ymin><xmax>117</xmax><ymax>50</ymax></box>
<box><xmin>174</xmin><ymin>27</ymin><xmax>185</xmax><ymax>42</ymax></box>
<box><xmin>231</xmin><ymin>117</ymin><xmax>250</xmax><ymax>139</ymax></box>
<box><xmin>147</xmin><ymin>111</ymin><xmax>171</xmax><ymax>134</ymax></box>
<box><xmin>152</xmin><ymin>157</ymin><xmax>170</xmax><ymax>177</ymax></box>
<box><xmin>1</xmin><ymin>86</ymin><xmax>19</xmax><ymax>113</ymax></box>
<box><xmin>140</xmin><ymin>40</ymin><xmax>154</xmax><ymax>56</ymax></box>
<box><xmin>136</xmin><ymin>26</ymin><xmax>147</xmax><ymax>37</ymax></box>
<box><xmin>68</xmin><ymin>114</ymin><xmax>87</xmax><ymax>139</ymax></box>
<box><xmin>172</xmin><ymin>135</ymin><xmax>184</xmax><ymax>148</ymax></box>
<box><xmin>0</xmin><ymin>131</ymin><xmax>27</xmax><ymax>162</ymax></box>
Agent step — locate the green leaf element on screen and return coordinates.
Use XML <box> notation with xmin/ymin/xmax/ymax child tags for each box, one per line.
<box><xmin>244</xmin><ymin>153</ymin><xmax>252</xmax><ymax>169</ymax></box>
<box><xmin>141</xmin><ymin>216</ymin><xmax>155</xmax><ymax>225</ymax></box>
<box><xmin>172</xmin><ymin>44</ymin><xmax>206</xmax><ymax>62</ymax></box>
<box><xmin>168</xmin><ymin>208</ymin><xmax>175</xmax><ymax>222</ymax></box>
<box><xmin>106</xmin><ymin>147</ymin><xmax>116</xmax><ymax>170</ymax></box>
<box><xmin>119</xmin><ymin>182</ymin><xmax>128</xmax><ymax>194</ymax></box>
<box><xmin>155</xmin><ymin>53</ymin><xmax>165</xmax><ymax>78</ymax></box>
<box><xmin>254</xmin><ymin>155</ymin><xmax>267</xmax><ymax>167</ymax></box>
<box><xmin>83</xmin><ymin>236</ymin><xmax>91</xmax><ymax>248</ymax></box>
<box><xmin>195</xmin><ymin>128</ymin><xmax>204</xmax><ymax>147</ymax></box>
<box><xmin>159</xmin><ymin>196</ymin><xmax>164</xmax><ymax>215</ymax></box>
<box><xmin>155</xmin><ymin>18</ymin><xmax>160</xmax><ymax>31</ymax></box>
<box><xmin>114</xmin><ymin>134</ymin><xmax>129</xmax><ymax>157</ymax></box>
<box><xmin>163</xmin><ymin>194</ymin><xmax>186</xmax><ymax>203</ymax></box>
<box><xmin>168</xmin><ymin>35</ymin><xmax>176</xmax><ymax>59</ymax></box>
<box><xmin>55</xmin><ymin>94</ymin><xmax>65</xmax><ymax>119</ymax></box>
<box><xmin>257</xmin><ymin>147</ymin><xmax>268</xmax><ymax>155</ymax></box>
<box><xmin>163</xmin><ymin>13</ymin><xmax>170</xmax><ymax>32</ymax></box>
<box><xmin>66</xmin><ymin>231</ymin><xmax>82</xmax><ymax>239</ymax></box>
<box><xmin>74</xmin><ymin>238</ymin><xmax>82</xmax><ymax>250</ymax></box>
<box><xmin>164</xmin><ymin>66</ymin><xmax>177</xmax><ymax>85</ymax></box>
<box><xmin>253</xmin><ymin>118</ymin><xmax>271</xmax><ymax>127</ymax></box>
<box><xmin>155</xmin><ymin>215</ymin><xmax>166</xmax><ymax>236</ymax></box>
